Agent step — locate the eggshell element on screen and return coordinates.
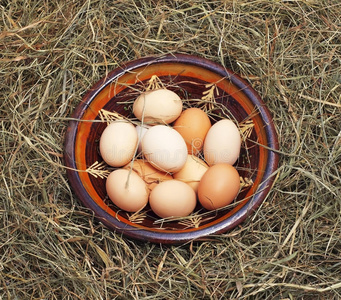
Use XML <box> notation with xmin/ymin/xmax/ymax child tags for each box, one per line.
<box><xmin>124</xmin><ymin>159</ymin><xmax>173</xmax><ymax>190</ymax></box>
<box><xmin>135</xmin><ymin>125</ymin><xmax>150</xmax><ymax>154</ymax></box>
<box><xmin>149</xmin><ymin>180</ymin><xmax>197</xmax><ymax>218</ymax></box>
<box><xmin>198</xmin><ymin>163</ymin><xmax>240</xmax><ymax>210</ymax></box>
<box><xmin>106</xmin><ymin>169</ymin><xmax>149</xmax><ymax>212</ymax></box>
<box><xmin>99</xmin><ymin>121</ymin><xmax>138</xmax><ymax>167</ymax></box>
<box><xmin>173</xmin><ymin>107</ymin><xmax>211</xmax><ymax>154</ymax></box>
<box><xmin>133</xmin><ymin>88</ymin><xmax>182</xmax><ymax>124</ymax></box>
<box><xmin>203</xmin><ymin>119</ymin><xmax>241</xmax><ymax>166</ymax></box>
<box><xmin>142</xmin><ymin>125</ymin><xmax>187</xmax><ymax>173</ymax></box>
<box><xmin>173</xmin><ymin>155</ymin><xmax>209</xmax><ymax>193</ymax></box>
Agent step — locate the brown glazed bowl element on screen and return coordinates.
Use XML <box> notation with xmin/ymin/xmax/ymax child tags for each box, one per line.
<box><xmin>64</xmin><ymin>54</ymin><xmax>279</xmax><ymax>244</ymax></box>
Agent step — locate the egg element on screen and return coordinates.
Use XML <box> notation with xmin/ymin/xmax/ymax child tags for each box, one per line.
<box><xmin>198</xmin><ymin>163</ymin><xmax>240</xmax><ymax>210</ymax></box>
<box><xmin>203</xmin><ymin>119</ymin><xmax>241</xmax><ymax>166</ymax></box>
<box><xmin>142</xmin><ymin>125</ymin><xmax>187</xmax><ymax>173</ymax></box>
<box><xmin>124</xmin><ymin>159</ymin><xmax>173</xmax><ymax>190</ymax></box>
<box><xmin>149</xmin><ymin>180</ymin><xmax>197</xmax><ymax>218</ymax></box>
<box><xmin>133</xmin><ymin>88</ymin><xmax>183</xmax><ymax>124</ymax></box>
<box><xmin>135</xmin><ymin>125</ymin><xmax>150</xmax><ymax>154</ymax></box>
<box><xmin>173</xmin><ymin>155</ymin><xmax>209</xmax><ymax>193</ymax></box>
<box><xmin>106</xmin><ymin>169</ymin><xmax>149</xmax><ymax>212</ymax></box>
<box><xmin>100</xmin><ymin>120</ymin><xmax>138</xmax><ymax>167</ymax></box>
<box><xmin>173</xmin><ymin>107</ymin><xmax>211</xmax><ymax>154</ymax></box>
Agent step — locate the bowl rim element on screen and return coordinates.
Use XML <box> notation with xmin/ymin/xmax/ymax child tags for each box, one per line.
<box><xmin>64</xmin><ymin>53</ymin><xmax>279</xmax><ymax>244</ymax></box>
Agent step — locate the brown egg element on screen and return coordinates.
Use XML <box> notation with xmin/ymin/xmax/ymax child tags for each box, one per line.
<box><xmin>106</xmin><ymin>169</ymin><xmax>149</xmax><ymax>212</ymax></box>
<box><xmin>173</xmin><ymin>155</ymin><xmax>209</xmax><ymax>193</ymax></box>
<box><xmin>149</xmin><ymin>180</ymin><xmax>197</xmax><ymax>218</ymax></box>
<box><xmin>173</xmin><ymin>107</ymin><xmax>211</xmax><ymax>155</ymax></box>
<box><xmin>124</xmin><ymin>159</ymin><xmax>173</xmax><ymax>190</ymax></box>
<box><xmin>198</xmin><ymin>163</ymin><xmax>240</xmax><ymax>210</ymax></box>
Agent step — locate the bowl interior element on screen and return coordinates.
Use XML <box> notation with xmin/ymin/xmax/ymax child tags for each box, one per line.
<box><xmin>65</xmin><ymin>55</ymin><xmax>278</xmax><ymax>242</ymax></box>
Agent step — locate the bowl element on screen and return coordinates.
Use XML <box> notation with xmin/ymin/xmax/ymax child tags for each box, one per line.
<box><xmin>64</xmin><ymin>53</ymin><xmax>279</xmax><ymax>244</ymax></box>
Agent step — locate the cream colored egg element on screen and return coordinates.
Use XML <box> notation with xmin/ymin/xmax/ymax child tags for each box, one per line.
<box><xmin>149</xmin><ymin>180</ymin><xmax>197</xmax><ymax>218</ymax></box>
<box><xmin>100</xmin><ymin>121</ymin><xmax>138</xmax><ymax>167</ymax></box>
<box><xmin>173</xmin><ymin>155</ymin><xmax>209</xmax><ymax>193</ymax></box>
<box><xmin>204</xmin><ymin>119</ymin><xmax>241</xmax><ymax>166</ymax></box>
<box><xmin>106</xmin><ymin>169</ymin><xmax>149</xmax><ymax>212</ymax></box>
<box><xmin>133</xmin><ymin>88</ymin><xmax>182</xmax><ymax>124</ymax></box>
<box><xmin>142</xmin><ymin>125</ymin><xmax>187</xmax><ymax>173</ymax></box>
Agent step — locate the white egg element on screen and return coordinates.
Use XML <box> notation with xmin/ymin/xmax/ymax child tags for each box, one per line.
<box><xmin>142</xmin><ymin>125</ymin><xmax>187</xmax><ymax>173</ymax></box>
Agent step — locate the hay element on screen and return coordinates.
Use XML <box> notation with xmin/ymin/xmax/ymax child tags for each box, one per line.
<box><xmin>1</xmin><ymin>0</ymin><xmax>340</xmax><ymax>299</ymax></box>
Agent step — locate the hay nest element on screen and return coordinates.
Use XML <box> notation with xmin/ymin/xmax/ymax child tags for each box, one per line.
<box><xmin>1</xmin><ymin>0</ymin><xmax>340</xmax><ymax>299</ymax></box>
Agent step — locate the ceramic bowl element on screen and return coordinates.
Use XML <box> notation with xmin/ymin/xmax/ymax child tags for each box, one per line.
<box><xmin>64</xmin><ymin>54</ymin><xmax>279</xmax><ymax>244</ymax></box>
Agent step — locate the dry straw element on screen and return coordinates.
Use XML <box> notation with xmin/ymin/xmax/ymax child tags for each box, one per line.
<box><xmin>1</xmin><ymin>0</ymin><xmax>340</xmax><ymax>299</ymax></box>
